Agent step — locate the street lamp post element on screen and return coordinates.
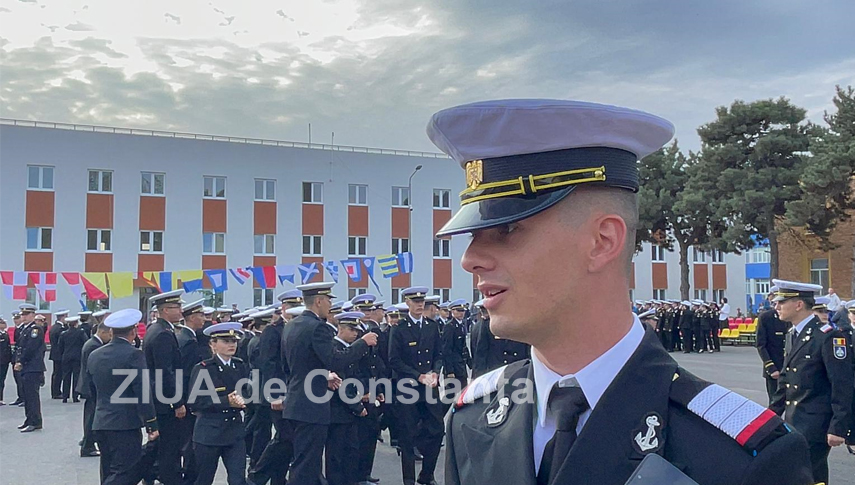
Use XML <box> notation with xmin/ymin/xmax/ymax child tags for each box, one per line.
<box><xmin>407</xmin><ymin>164</ymin><xmax>423</xmax><ymax>254</ymax></box>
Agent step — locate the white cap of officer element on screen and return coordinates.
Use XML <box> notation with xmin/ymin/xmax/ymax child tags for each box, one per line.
<box><xmin>104</xmin><ymin>309</ymin><xmax>142</xmax><ymax>328</ymax></box>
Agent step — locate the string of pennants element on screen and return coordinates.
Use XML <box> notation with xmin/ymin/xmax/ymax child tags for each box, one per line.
<box><xmin>0</xmin><ymin>252</ymin><xmax>415</xmax><ymax>306</ymax></box>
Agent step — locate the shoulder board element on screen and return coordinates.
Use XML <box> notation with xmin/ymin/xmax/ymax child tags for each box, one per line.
<box><xmin>232</xmin><ymin>357</ymin><xmax>244</xmax><ymax>364</ymax></box>
<box><xmin>456</xmin><ymin>359</ymin><xmax>528</xmax><ymax>409</ymax></box>
<box><xmin>670</xmin><ymin>368</ymin><xmax>790</xmax><ymax>454</ymax></box>
<box><xmin>820</xmin><ymin>324</ymin><xmax>833</xmax><ymax>333</ymax></box>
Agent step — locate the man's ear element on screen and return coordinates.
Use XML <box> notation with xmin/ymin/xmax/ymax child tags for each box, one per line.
<box><xmin>587</xmin><ymin>214</ymin><xmax>627</xmax><ymax>273</ymax></box>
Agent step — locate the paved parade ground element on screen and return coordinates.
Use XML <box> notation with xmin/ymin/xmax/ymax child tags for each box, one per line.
<box><xmin>1</xmin><ymin>346</ymin><xmax>852</xmax><ymax>484</ymax></box>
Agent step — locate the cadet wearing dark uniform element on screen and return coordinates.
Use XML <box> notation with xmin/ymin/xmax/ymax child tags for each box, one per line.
<box><xmin>177</xmin><ymin>298</ymin><xmax>209</xmax><ymax>484</ymax></box>
<box><xmin>0</xmin><ymin>317</ymin><xmax>12</xmax><ymax>404</ymax></box>
<box><xmin>756</xmin><ymin>298</ymin><xmax>788</xmax><ymax>406</ymax></box>
<box><xmin>426</xmin><ymin>99</ymin><xmax>813</xmax><ymax>485</ymax></box>
<box><xmin>79</xmin><ymin>321</ymin><xmax>111</xmax><ymax>457</ymax></box>
<box><xmin>679</xmin><ymin>301</ymin><xmax>694</xmax><ymax>353</ymax></box>
<box><xmin>326</xmin><ymin>311</ymin><xmax>370</xmax><ymax>485</ymax></box>
<box><xmin>79</xmin><ymin>311</ymin><xmax>94</xmax><ymax>338</ymax></box>
<box><xmin>88</xmin><ymin>309</ymin><xmax>159</xmax><ymax>485</ymax></box>
<box><xmin>388</xmin><ymin>286</ymin><xmax>444</xmax><ymax>485</ymax></box>
<box><xmin>57</xmin><ymin>315</ymin><xmax>87</xmax><ymax>402</ymax></box>
<box><xmin>48</xmin><ymin>309</ymin><xmax>68</xmax><ymax>399</ymax></box>
<box><xmin>769</xmin><ymin>280</ymin><xmax>854</xmax><ymax>484</ymax></box>
<box><xmin>142</xmin><ymin>289</ymin><xmax>187</xmax><ymax>485</ymax></box>
<box><xmin>282</xmin><ymin>282</ymin><xmax>375</xmax><ymax>485</ymax></box>
<box><xmin>242</xmin><ymin>308</ymin><xmax>271</xmax><ymax>470</ymax></box>
<box><xmin>443</xmin><ymin>299</ymin><xmax>471</xmax><ymax>394</ymax></box>
<box><xmin>472</xmin><ymin>307</ymin><xmax>530</xmax><ymax>378</ymax></box>
<box><xmin>188</xmin><ymin>322</ymin><xmax>250</xmax><ymax>485</ymax></box>
<box><xmin>15</xmin><ymin>304</ymin><xmax>46</xmax><ymax>432</ymax></box>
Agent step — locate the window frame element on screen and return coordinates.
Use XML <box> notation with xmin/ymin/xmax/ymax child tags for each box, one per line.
<box><xmin>26</xmin><ymin>227</ymin><xmax>52</xmax><ymax>251</ymax></box>
<box><xmin>203</xmin><ymin>176</ymin><xmax>227</xmax><ymax>199</ymax></box>
<box><xmin>302</xmin><ymin>182</ymin><xmax>323</xmax><ymax>204</ymax></box>
<box><xmin>433</xmin><ymin>188</ymin><xmax>451</xmax><ymax>209</ymax></box>
<box><xmin>653</xmin><ymin>289</ymin><xmax>666</xmax><ymax>300</ymax></box>
<box><xmin>254</xmin><ymin>234</ymin><xmax>276</xmax><ymax>255</ymax></box>
<box><xmin>139</xmin><ymin>230</ymin><xmax>164</xmax><ymax>253</ymax></box>
<box><xmin>693</xmin><ymin>289</ymin><xmax>708</xmax><ymax>301</ymax></box>
<box><xmin>392</xmin><ymin>237</ymin><xmax>410</xmax><ymax>254</ymax></box>
<box><xmin>88</xmin><ymin>169</ymin><xmax>113</xmax><ymax>193</ymax></box>
<box><xmin>27</xmin><ymin>165</ymin><xmax>55</xmax><ymax>191</ymax></box>
<box><xmin>651</xmin><ymin>245</ymin><xmax>666</xmax><ymax>262</ymax></box>
<box><xmin>197</xmin><ymin>289</ymin><xmax>224</xmax><ymax>308</ymax></box>
<box><xmin>809</xmin><ymin>258</ymin><xmax>830</xmax><ymax>293</ymax></box>
<box><xmin>433</xmin><ymin>238</ymin><xmax>451</xmax><ymax>258</ymax></box>
<box><xmin>692</xmin><ymin>247</ymin><xmax>706</xmax><ymax>263</ymax></box>
<box><xmin>253</xmin><ymin>288</ymin><xmax>274</xmax><ymax>307</ymax></box>
<box><xmin>348</xmin><ymin>184</ymin><xmax>368</xmax><ymax>206</ymax></box>
<box><xmin>710</xmin><ymin>249</ymin><xmax>724</xmax><ymax>263</ymax></box>
<box><xmin>302</xmin><ymin>235</ymin><xmax>323</xmax><ymax>256</ymax></box>
<box><xmin>141</xmin><ymin>172</ymin><xmax>165</xmax><ymax>196</ymax></box>
<box><xmin>392</xmin><ymin>288</ymin><xmax>401</xmax><ymax>304</ymax></box>
<box><xmin>203</xmin><ymin>232</ymin><xmax>226</xmax><ymax>255</ymax></box>
<box><xmin>86</xmin><ymin>229</ymin><xmax>112</xmax><ymax>252</ymax></box>
<box><xmin>254</xmin><ymin>179</ymin><xmax>276</xmax><ymax>201</ymax></box>
<box><xmin>348</xmin><ymin>236</ymin><xmax>368</xmax><ymax>257</ymax></box>
<box><xmin>25</xmin><ymin>288</ymin><xmax>51</xmax><ymax>311</ymax></box>
<box><xmin>348</xmin><ymin>288</ymin><xmax>368</xmax><ymax>300</ymax></box>
<box><xmin>433</xmin><ymin>288</ymin><xmax>450</xmax><ymax>302</ymax></box>
<box><xmin>392</xmin><ymin>186</ymin><xmax>410</xmax><ymax>208</ymax></box>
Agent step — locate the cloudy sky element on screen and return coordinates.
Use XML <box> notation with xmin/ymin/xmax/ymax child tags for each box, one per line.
<box><xmin>2</xmin><ymin>0</ymin><xmax>853</xmax><ymax>153</ymax></box>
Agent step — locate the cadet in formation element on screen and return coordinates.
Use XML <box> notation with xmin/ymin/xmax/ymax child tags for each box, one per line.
<box><xmin>14</xmin><ymin>303</ymin><xmax>46</xmax><ymax>433</ymax></box>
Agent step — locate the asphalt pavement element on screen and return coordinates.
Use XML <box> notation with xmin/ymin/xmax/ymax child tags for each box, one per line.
<box><xmin>0</xmin><ymin>346</ymin><xmax>852</xmax><ymax>484</ymax></box>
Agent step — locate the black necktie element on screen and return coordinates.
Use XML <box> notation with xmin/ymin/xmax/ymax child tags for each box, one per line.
<box><xmin>537</xmin><ymin>383</ymin><xmax>589</xmax><ymax>485</ymax></box>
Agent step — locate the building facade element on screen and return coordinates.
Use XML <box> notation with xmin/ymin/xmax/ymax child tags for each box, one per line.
<box><xmin>2</xmin><ymin>119</ymin><xmax>751</xmax><ymax>318</ymax></box>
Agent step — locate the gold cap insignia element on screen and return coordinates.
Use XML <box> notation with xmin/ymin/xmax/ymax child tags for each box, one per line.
<box><xmin>465</xmin><ymin>160</ymin><xmax>483</xmax><ymax>190</ymax></box>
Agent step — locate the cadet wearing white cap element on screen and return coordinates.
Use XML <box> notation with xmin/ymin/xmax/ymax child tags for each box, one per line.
<box><xmin>430</xmin><ymin>100</ymin><xmax>812</xmax><ymax>485</ymax></box>
<box><xmin>811</xmin><ymin>296</ymin><xmax>831</xmax><ymax>324</ymax></box>
<box><xmin>88</xmin><ymin>309</ymin><xmax>158</xmax><ymax>484</ymax></box>
<box><xmin>769</xmin><ymin>279</ymin><xmax>853</xmax><ymax>483</ymax></box>
<box><xmin>188</xmin><ymin>322</ymin><xmax>250</xmax><ymax>485</ymax></box>
<box><xmin>78</xmin><ymin>310</ymin><xmax>94</xmax><ymax>338</ymax></box>
<box><xmin>281</xmin><ymin>282</ymin><xmax>378</xmax><ymax>485</ymax></box>
<box><xmin>442</xmin><ymin>299</ymin><xmax>471</xmax><ymax>395</ymax></box>
<box><xmin>56</xmin><ymin>314</ymin><xmax>86</xmax><ymax>403</ymax></box>
<box><xmin>48</xmin><ymin>309</ymin><xmax>69</xmax><ymax>399</ymax></box>
<box><xmin>14</xmin><ymin>303</ymin><xmax>46</xmax><ymax>432</ymax></box>
<box><xmin>142</xmin><ymin>289</ymin><xmax>187</xmax><ymax>484</ymax></box>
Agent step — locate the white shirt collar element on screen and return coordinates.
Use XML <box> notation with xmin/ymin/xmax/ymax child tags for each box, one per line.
<box><xmin>216</xmin><ymin>354</ymin><xmax>231</xmax><ymax>367</ymax></box>
<box><xmin>94</xmin><ymin>335</ymin><xmax>103</xmax><ymax>345</ymax></box>
<box><xmin>794</xmin><ymin>314</ymin><xmax>814</xmax><ymax>334</ymax></box>
<box><xmin>532</xmin><ymin>315</ymin><xmax>645</xmax><ymax>428</ymax></box>
<box><xmin>409</xmin><ymin>313</ymin><xmax>422</xmax><ymax>324</ymax></box>
<box><xmin>334</xmin><ymin>336</ymin><xmax>351</xmax><ymax>347</ymax></box>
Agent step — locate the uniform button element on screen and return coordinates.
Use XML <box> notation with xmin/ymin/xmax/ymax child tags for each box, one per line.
<box><xmin>513</xmin><ymin>353</ymin><xmax>518</xmax><ymax>356</ymax></box>
<box><xmin>786</xmin><ymin>401</ymin><xmax>791</xmax><ymax>405</ymax></box>
<box><xmin>426</xmin><ymin>360</ymin><xmax>430</xmax><ymax>364</ymax></box>
<box><xmin>793</xmin><ymin>401</ymin><xmax>798</xmax><ymax>405</ymax></box>
<box><xmin>786</xmin><ymin>384</ymin><xmax>790</xmax><ymax>388</ymax></box>
<box><xmin>793</xmin><ymin>385</ymin><xmax>798</xmax><ymax>389</ymax></box>
<box><xmin>793</xmin><ymin>368</ymin><xmax>797</xmax><ymax>372</ymax></box>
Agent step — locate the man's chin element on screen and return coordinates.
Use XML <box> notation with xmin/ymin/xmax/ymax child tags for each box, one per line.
<box><xmin>489</xmin><ymin>318</ymin><xmax>527</xmax><ymax>342</ymax></box>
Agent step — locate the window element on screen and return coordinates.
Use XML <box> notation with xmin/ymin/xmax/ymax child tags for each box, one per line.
<box><xmin>710</xmin><ymin>249</ymin><xmax>724</xmax><ymax>263</ymax></box>
<box><xmin>140</xmin><ymin>231</ymin><xmax>164</xmax><ymax>252</ymax></box>
<box><xmin>348</xmin><ymin>288</ymin><xmax>368</xmax><ymax>300</ymax></box>
<box><xmin>81</xmin><ymin>292</ymin><xmax>110</xmax><ymax>312</ymax></box>
<box><xmin>197</xmin><ymin>289</ymin><xmax>224</xmax><ymax>308</ymax></box>
<box><xmin>141</xmin><ymin>172</ymin><xmax>165</xmax><ymax>195</ymax></box>
<box><xmin>653</xmin><ymin>289</ymin><xmax>666</xmax><ymax>300</ymax></box>
<box><xmin>433</xmin><ymin>238</ymin><xmax>450</xmax><ymax>258</ymax></box>
<box><xmin>26</xmin><ymin>288</ymin><xmax>50</xmax><ymax>311</ymax></box>
<box><xmin>651</xmin><ymin>245</ymin><xmax>666</xmax><ymax>262</ymax></box>
<box><xmin>693</xmin><ymin>289</ymin><xmax>708</xmax><ymax>301</ymax></box>
<box><xmin>26</xmin><ymin>227</ymin><xmax>52</xmax><ymax>250</ymax></box>
<box><xmin>392</xmin><ymin>288</ymin><xmax>402</xmax><ymax>304</ymax></box>
<box><xmin>348</xmin><ymin>184</ymin><xmax>367</xmax><ymax>205</ymax></box>
<box><xmin>254</xmin><ymin>234</ymin><xmax>275</xmax><ymax>255</ymax></box>
<box><xmin>253</xmin><ymin>288</ymin><xmax>274</xmax><ymax>307</ymax></box>
<box><xmin>203</xmin><ymin>232</ymin><xmax>226</xmax><ymax>254</ymax></box>
<box><xmin>754</xmin><ymin>279</ymin><xmax>771</xmax><ymax>295</ymax></box>
<box><xmin>810</xmin><ymin>258</ymin><xmax>830</xmax><ymax>293</ymax></box>
<box><xmin>392</xmin><ymin>187</ymin><xmax>410</xmax><ymax>207</ymax></box>
<box><xmin>713</xmin><ymin>289</ymin><xmax>726</xmax><ymax>303</ymax></box>
<box><xmin>88</xmin><ymin>170</ymin><xmax>113</xmax><ymax>193</ymax></box>
<box><xmin>302</xmin><ymin>182</ymin><xmax>323</xmax><ymax>203</ymax></box>
<box><xmin>28</xmin><ymin>165</ymin><xmax>54</xmax><ymax>190</ymax></box>
<box><xmin>203</xmin><ymin>176</ymin><xmax>226</xmax><ymax>198</ymax></box>
<box><xmin>392</xmin><ymin>238</ymin><xmax>410</xmax><ymax>254</ymax></box>
<box><xmin>433</xmin><ymin>288</ymin><xmax>450</xmax><ymax>302</ymax></box>
<box><xmin>473</xmin><ymin>289</ymin><xmax>483</xmax><ymax>303</ymax></box>
<box><xmin>302</xmin><ymin>235</ymin><xmax>322</xmax><ymax>256</ymax></box>
<box><xmin>255</xmin><ymin>179</ymin><xmax>276</xmax><ymax>201</ymax></box>
<box><xmin>87</xmin><ymin>229</ymin><xmax>112</xmax><ymax>252</ymax></box>
<box><xmin>692</xmin><ymin>247</ymin><xmax>706</xmax><ymax>263</ymax></box>
<box><xmin>747</xmin><ymin>248</ymin><xmax>771</xmax><ymax>264</ymax></box>
<box><xmin>433</xmin><ymin>189</ymin><xmax>450</xmax><ymax>209</ymax></box>
<box><xmin>348</xmin><ymin>236</ymin><xmax>367</xmax><ymax>257</ymax></box>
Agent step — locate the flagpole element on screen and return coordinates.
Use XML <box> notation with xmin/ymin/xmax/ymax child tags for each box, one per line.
<box><xmin>407</xmin><ymin>165</ymin><xmax>423</xmax><ymax>251</ymax></box>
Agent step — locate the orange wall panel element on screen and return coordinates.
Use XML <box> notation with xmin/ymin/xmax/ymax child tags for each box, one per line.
<box><xmin>138</xmin><ymin>254</ymin><xmax>165</xmax><ymax>272</ymax></box>
<box><xmin>302</xmin><ymin>204</ymin><xmax>324</xmax><ymax>235</ymax></box>
<box><xmin>433</xmin><ymin>258</ymin><xmax>452</xmax><ymax>288</ymax></box>
<box><xmin>202</xmin><ymin>255</ymin><xmax>227</xmax><ymax>270</ymax></box>
<box><xmin>24</xmin><ymin>252</ymin><xmax>53</xmax><ymax>272</ymax></box>
<box><xmin>693</xmin><ymin>264</ymin><xmax>709</xmax><ymax>289</ymax></box>
<box><xmin>350</xmin><ymin>276</ymin><xmax>369</xmax><ymax>288</ymax></box>
<box><xmin>203</xmin><ymin>199</ymin><xmax>227</xmax><ymax>233</ymax></box>
<box><xmin>348</xmin><ymin>206</ymin><xmax>369</xmax><ymax>236</ymax></box>
<box><xmin>391</xmin><ymin>273</ymin><xmax>411</xmax><ymax>289</ymax></box>
<box><xmin>302</xmin><ymin>257</ymin><xmax>324</xmax><ymax>283</ymax></box>
<box><xmin>86</xmin><ymin>193</ymin><xmax>114</xmax><ymax>229</ymax></box>
<box><xmin>25</xmin><ymin>191</ymin><xmax>55</xmax><ymax>227</ymax></box>
<box><xmin>433</xmin><ymin>210</ymin><xmax>451</xmax><ymax>237</ymax></box>
<box><xmin>254</xmin><ymin>201</ymin><xmax>277</xmax><ymax>235</ymax></box>
<box><xmin>712</xmin><ymin>265</ymin><xmax>727</xmax><ymax>290</ymax></box>
<box><xmin>391</xmin><ymin>207</ymin><xmax>409</xmax><ymax>239</ymax></box>
<box><xmin>651</xmin><ymin>262</ymin><xmax>668</xmax><ymax>289</ymax></box>
<box><xmin>85</xmin><ymin>253</ymin><xmax>113</xmax><ymax>272</ymax></box>
<box><xmin>139</xmin><ymin>196</ymin><xmax>166</xmax><ymax>231</ymax></box>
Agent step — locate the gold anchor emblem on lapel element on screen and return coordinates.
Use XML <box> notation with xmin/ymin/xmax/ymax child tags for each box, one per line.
<box><xmin>465</xmin><ymin>160</ymin><xmax>483</xmax><ymax>190</ymax></box>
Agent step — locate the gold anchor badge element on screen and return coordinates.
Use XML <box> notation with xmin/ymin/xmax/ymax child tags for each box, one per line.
<box><xmin>465</xmin><ymin>160</ymin><xmax>483</xmax><ymax>190</ymax></box>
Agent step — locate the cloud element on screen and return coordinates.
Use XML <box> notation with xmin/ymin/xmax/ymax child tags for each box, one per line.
<box><xmin>164</xmin><ymin>13</ymin><xmax>180</xmax><ymax>25</ymax></box>
<box><xmin>64</xmin><ymin>21</ymin><xmax>95</xmax><ymax>31</ymax></box>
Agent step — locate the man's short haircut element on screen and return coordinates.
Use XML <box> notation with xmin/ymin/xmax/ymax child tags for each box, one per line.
<box><xmin>304</xmin><ymin>294</ymin><xmax>323</xmax><ymax>307</ymax></box>
<box><xmin>111</xmin><ymin>326</ymin><xmax>134</xmax><ymax>338</ymax></box>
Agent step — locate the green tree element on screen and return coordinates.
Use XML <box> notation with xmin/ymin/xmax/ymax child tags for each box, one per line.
<box><xmin>690</xmin><ymin>97</ymin><xmax>812</xmax><ymax>280</ymax></box>
<box><xmin>638</xmin><ymin>141</ymin><xmax>712</xmax><ymax>300</ymax></box>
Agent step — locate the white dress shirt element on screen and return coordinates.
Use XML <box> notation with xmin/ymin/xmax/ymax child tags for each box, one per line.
<box><xmin>719</xmin><ymin>303</ymin><xmax>731</xmax><ymax>321</ymax></box>
<box><xmin>531</xmin><ymin>316</ymin><xmax>644</xmax><ymax>473</ymax></box>
<box><xmin>827</xmin><ymin>293</ymin><xmax>842</xmax><ymax>312</ymax></box>
<box><xmin>793</xmin><ymin>314</ymin><xmax>814</xmax><ymax>336</ymax></box>
<box><xmin>216</xmin><ymin>354</ymin><xmax>232</xmax><ymax>367</ymax></box>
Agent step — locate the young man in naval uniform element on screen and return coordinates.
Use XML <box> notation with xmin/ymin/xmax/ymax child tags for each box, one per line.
<box><xmin>427</xmin><ymin>99</ymin><xmax>815</xmax><ymax>485</ymax></box>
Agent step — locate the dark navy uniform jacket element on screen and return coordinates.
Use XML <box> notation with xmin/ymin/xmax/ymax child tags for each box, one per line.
<box><xmin>17</xmin><ymin>322</ymin><xmax>46</xmax><ymax>374</ymax></box>
<box><xmin>756</xmin><ymin>309</ymin><xmax>787</xmax><ymax>378</ymax></box>
<box><xmin>471</xmin><ymin>317</ymin><xmax>529</xmax><ymax>379</ymax></box>
<box><xmin>330</xmin><ymin>338</ymin><xmax>366</xmax><ymax>424</ymax></box>
<box><xmin>176</xmin><ymin>325</ymin><xmax>207</xmax><ymax>397</ymax></box>
<box><xmin>77</xmin><ymin>335</ymin><xmax>104</xmax><ymax>399</ymax></box>
<box><xmin>88</xmin><ymin>337</ymin><xmax>157</xmax><ymax>433</ymax></box>
<box><xmin>143</xmin><ymin>318</ymin><xmax>184</xmax><ymax>414</ymax></box>
<box><xmin>188</xmin><ymin>355</ymin><xmax>249</xmax><ymax>446</ymax></box>
<box><xmin>282</xmin><ymin>311</ymin><xmax>369</xmax><ymax>424</ymax></box>
<box><xmin>258</xmin><ymin>320</ymin><xmax>287</xmax><ymax>402</ymax></box>
<box><xmin>446</xmin><ymin>328</ymin><xmax>814</xmax><ymax>485</ymax></box>
<box><xmin>770</xmin><ymin>316</ymin><xmax>854</xmax><ymax>443</ymax></box>
<box><xmin>389</xmin><ymin>314</ymin><xmax>443</xmax><ymax>401</ymax></box>
<box><xmin>57</xmin><ymin>326</ymin><xmax>87</xmax><ymax>363</ymax></box>
<box><xmin>0</xmin><ymin>328</ymin><xmax>13</xmax><ymax>366</ymax></box>
<box><xmin>48</xmin><ymin>322</ymin><xmax>65</xmax><ymax>361</ymax></box>
<box><xmin>442</xmin><ymin>319</ymin><xmax>469</xmax><ymax>379</ymax></box>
